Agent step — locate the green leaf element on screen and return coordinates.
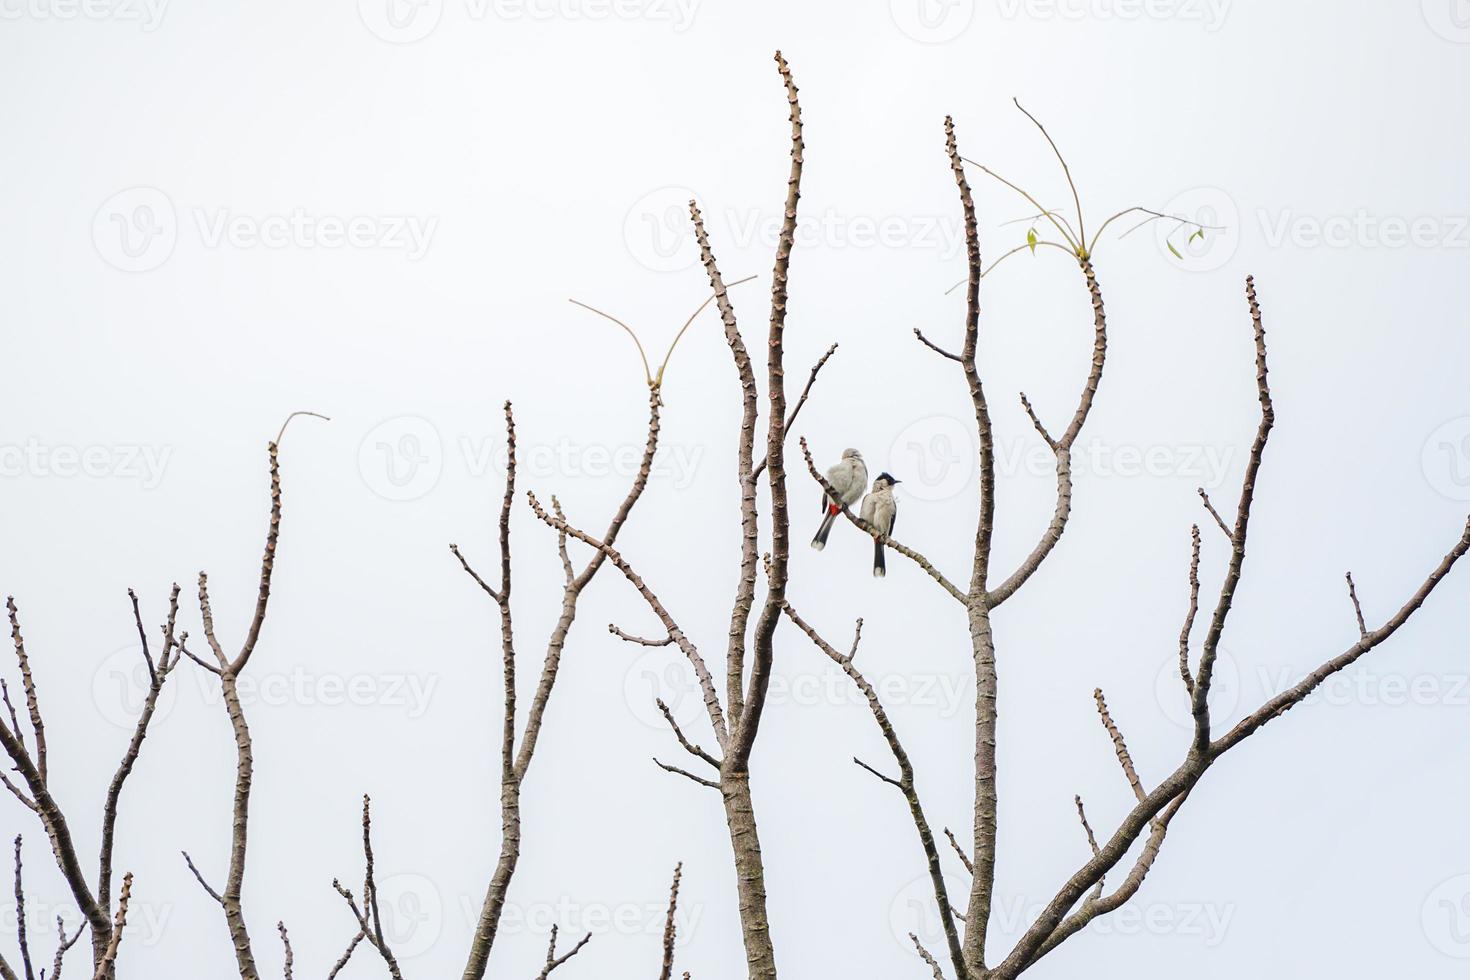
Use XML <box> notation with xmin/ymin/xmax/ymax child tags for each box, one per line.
<box><xmin>1026</xmin><ymin>228</ymin><xmax>1038</xmax><ymax>254</ymax></box>
<box><xmin>1167</xmin><ymin>240</ymin><xmax>1183</xmax><ymax>260</ymax></box>
<box><xmin>1189</xmin><ymin>229</ymin><xmax>1205</xmax><ymax>244</ymax></box>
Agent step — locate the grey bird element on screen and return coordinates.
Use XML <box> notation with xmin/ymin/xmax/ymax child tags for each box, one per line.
<box><xmin>860</xmin><ymin>472</ymin><xmax>900</xmax><ymax>577</ymax></box>
<box><xmin>811</xmin><ymin>448</ymin><xmax>868</xmax><ymax>551</ymax></box>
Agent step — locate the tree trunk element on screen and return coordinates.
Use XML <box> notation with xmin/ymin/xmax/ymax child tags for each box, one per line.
<box><xmin>460</xmin><ymin>783</ymin><xmax>521</xmax><ymax>979</ymax></box>
<box><xmin>963</xmin><ymin>601</ymin><xmax>998</xmax><ymax>974</ymax></box>
<box><xmin>721</xmin><ymin>771</ymin><xmax>777</xmax><ymax>980</ymax></box>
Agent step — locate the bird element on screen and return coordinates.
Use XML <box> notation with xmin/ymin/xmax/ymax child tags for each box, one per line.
<box><xmin>860</xmin><ymin>472</ymin><xmax>900</xmax><ymax>577</ymax></box>
<box><xmin>811</xmin><ymin>448</ymin><xmax>868</xmax><ymax>551</ymax></box>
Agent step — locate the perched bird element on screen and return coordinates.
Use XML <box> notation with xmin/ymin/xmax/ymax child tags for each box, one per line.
<box><xmin>811</xmin><ymin>448</ymin><xmax>868</xmax><ymax>551</ymax></box>
<box><xmin>860</xmin><ymin>472</ymin><xmax>900</xmax><ymax>577</ymax></box>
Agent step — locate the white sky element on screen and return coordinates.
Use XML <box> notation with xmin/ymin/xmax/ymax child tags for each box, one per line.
<box><xmin>2</xmin><ymin>1</ymin><xmax>1470</xmax><ymax>977</ymax></box>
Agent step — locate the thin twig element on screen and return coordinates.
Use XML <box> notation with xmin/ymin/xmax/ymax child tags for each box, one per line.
<box><xmin>657</xmin><ymin>863</ymin><xmax>683</xmax><ymax>980</ymax></box>
<box><xmin>533</xmin><ymin>925</ymin><xmax>592</xmax><ymax>980</ymax></box>
<box><xmin>1345</xmin><ymin>571</ymin><xmax>1368</xmax><ymax>639</ymax></box>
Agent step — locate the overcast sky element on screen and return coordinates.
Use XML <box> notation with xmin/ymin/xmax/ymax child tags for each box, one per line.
<box><xmin>2</xmin><ymin>1</ymin><xmax>1470</xmax><ymax>977</ymax></box>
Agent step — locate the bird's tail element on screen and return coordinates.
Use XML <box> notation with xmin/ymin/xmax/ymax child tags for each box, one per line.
<box><xmin>811</xmin><ymin>506</ymin><xmax>839</xmax><ymax>551</ymax></box>
<box><xmin>873</xmin><ymin>537</ymin><xmax>887</xmax><ymax>578</ymax></box>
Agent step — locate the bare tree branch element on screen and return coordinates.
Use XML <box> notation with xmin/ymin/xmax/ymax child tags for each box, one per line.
<box><xmin>1190</xmin><ymin>276</ymin><xmax>1274</xmax><ymax>752</ymax></box>
<box><xmin>753</xmin><ymin>342</ymin><xmax>839</xmax><ymax>480</ymax></box>
<box><xmin>1196</xmin><ymin>487</ymin><xmax>1231</xmax><ymax>539</ymax></box>
<box><xmin>528</xmin><ymin>492</ymin><xmax>728</xmax><ymax>748</ymax></box>
<box><xmin>48</xmin><ymin>914</ymin><xmax>84</xmax><ymax>980</ymax></box>
<box><xmin>1345</xmin><ymin>571</ymin><xmax>1367</xmax><ymax>639</ymax></box>
<box><xmin>609</xmin><ymin>625</ymin><xmax>674</xmax><ymax>648</ymax></box>
<box><xmin>653</xmin><ymin>758</ymin><xmax>721</xmax><ymax>790</ymax></box>
<box><xmin>181</xmin><ymin>851</ymin><xmax>222</xmax><ymax>906</ymax></box>
<box><xmin>331</xmin><ymin>796</ymin><xmax>404</xmax><ymax>980</ymax></box>
<box><xmin>913</xmin><ymin>328</ymin><xmax>962</xmax><ymax>362</ymax></box>
<box><xmin>6</xmin><ymin>599</ymin><xmax>47</xmax><ymax>786</ymax></box>
<box><xmin>184</xmin><ymin>416</ymin><xmax>322</xmax><ymax>980</ymax></box>
<box><xmin>325</xmin><ymin>933</ymin><xmax>364</xmax><ymax>980</ymax></box>
<box><xmin>275</xmin><ymin>922</ymin><xmax>292</xmax><ymax>980</ymax></box>
<box><xmin>533</xmin><ymin>926</ymin><xmax>591</xmax><ymax>980</ymax></box>
<box><xmin>656</xmin><ymin>700</ymin><xmax>721</xmax><ymax>769</ymax></box>
<box><xmin>657</xmin><ymin>863</ymin><xmax>683</xmax><ymax>980</ymax></box>
<box><xmin>14</xmin><ymin>837</ymin><xmax>34</xmax><ymax>980</ymax></box>
<box><xmin>99</xmin><ymin>587</ymin><xmax>183</xmax><ymax>912</ymax></box>
<box><xmin>909</xmin><ymin>934</ymin><xmax>946</xmax><ymax>980</ymax></box>
<box><xmin>943</xmin><ymin>828</ymin><xmax>973</xmax><ymax>876</ymax></box>
<box><xmin>461</xmin><ymin>386</ymin><xmax>669</xmax><ymax>980</ymax></box>
<box><xmin>779</xmin><ymin>597</ymin><xmax>966</xmax><ymax>980</ymax></box>
<box><xmin>986</xmin><ymin>253</ymin><xmax>1109</xmax><ymax>609</ymax></box>
<box><xmin>1213</xmin><ymin>518</ymin><xmax>1470</xmax><ymax>754</ymax></box>
<box><xmin>1073</xmin><ymin>795</ymin><xmax>1104</xmax><ymax>901</ymax></box>
<box><xmin>89</xmin><ymin>873</ymin><xmax>130</xmax><ymax>980</ymax></box>
<box><xmin>1093</xmin><ymin>690</ymin><xmax>1146</xmax><ymax>803</ymax></box>
<box><xmin>990</xmin><ymin>278</ymin><xmax>1470</xmax><ymax>979</ymax></box>
<box><xmin>688</xmin><ymin>199</ymin><xmax>760</xmax><ymax>731</ymax></box>
<box><xmin>1178</xmin><ymin>526</ymin><xmax>1202</xmax><ymax>695</ymax></box>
